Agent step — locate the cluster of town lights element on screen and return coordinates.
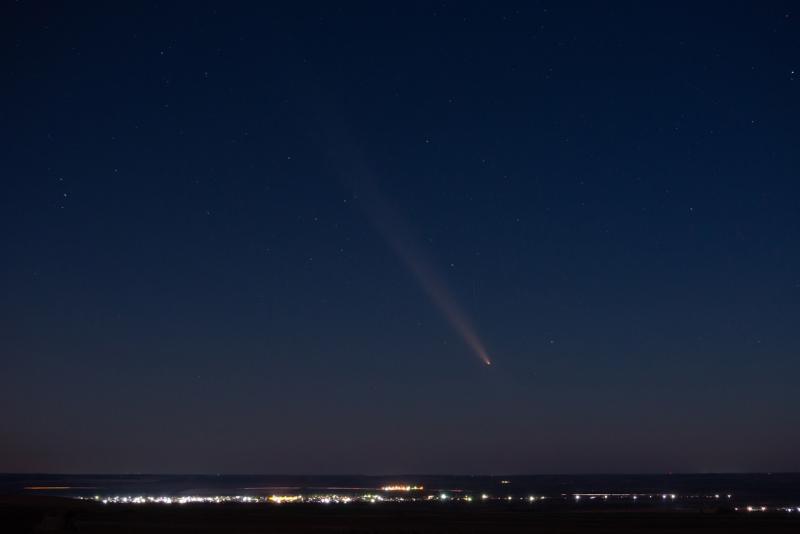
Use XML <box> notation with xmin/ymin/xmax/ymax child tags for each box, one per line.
<box><xmin>380</xmin><ymin>485</ymin><xmax>424</xmax><ymax>492</ymax></box>
<box><xmin>737</xmin><ymin>505</ymin><xmax>800</xmax><ymax>513</ymax></box>
<box><xmin>82</xmin><ymin>489</ymin><xmax>800</xmax><ymax>515</ymax></box>
<box><xmin>87</xmin><ymin>492</ymin><xmax>552</xmax><ymax>506</ymax></box>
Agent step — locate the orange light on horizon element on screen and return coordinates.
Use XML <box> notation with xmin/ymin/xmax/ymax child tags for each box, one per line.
<box><xmin>268</xmin><ymin>495</ymin><xmax>303</xmax><ymax>503</ymax></box>
<box><xmin>381</xmin><ymin>485</ymin><xmax>424</xmax><ymax>492</ymax></box>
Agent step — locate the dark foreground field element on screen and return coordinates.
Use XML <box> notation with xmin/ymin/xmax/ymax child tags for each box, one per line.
<box><xmin>2</xmin><ymin>496</ymin><xmax>799</xmax><ymax>534</ymax></box>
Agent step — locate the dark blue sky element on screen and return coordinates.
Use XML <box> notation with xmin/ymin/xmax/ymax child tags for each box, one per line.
<box><xmin>2</xmin><ymin>1</ymin><xmax>799</xmax><ymax>474</ymax></box>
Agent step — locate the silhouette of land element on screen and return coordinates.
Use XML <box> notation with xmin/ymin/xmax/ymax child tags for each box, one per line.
<box><xmin>3</xmin><ymin>494</ymin><xmax>800</xmax><ymax>534</ymax></box>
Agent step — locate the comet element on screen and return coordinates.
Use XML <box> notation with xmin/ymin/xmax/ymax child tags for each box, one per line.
<box><xmin>349</xmin><ymin>175</ymin><xmax>493</xmax><ymax>367</ymax></box>
<box><xmin>313</xmin><ymin>118</ymin><xmax>492</xmax><ymax>366</ymax></box>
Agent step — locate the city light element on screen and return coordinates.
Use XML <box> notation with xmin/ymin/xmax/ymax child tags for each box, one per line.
<box><xmin>269</xmin><ymin>495</ymin><xmax>302</xmax><ymax>504</ymax></box>
<box><xmin>78</xmin><ymin>489</ymin><xmax>799</xmax><ymax>516</ymax></box>
<box><xmin>381</xmin><ymin>485</ymin><xmax>423</xmax><ymax>492</ymax></box>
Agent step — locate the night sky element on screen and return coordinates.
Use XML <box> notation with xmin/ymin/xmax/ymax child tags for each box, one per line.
<box><xmin>2</xmin><ymin>2</ymin><xmax>799</xmax><ymax>475</ymax></box>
